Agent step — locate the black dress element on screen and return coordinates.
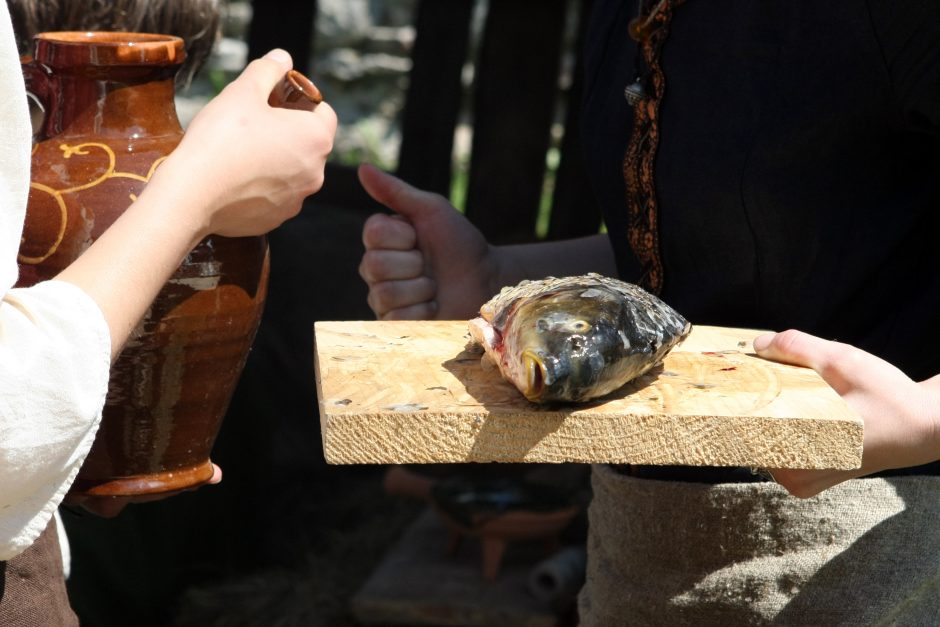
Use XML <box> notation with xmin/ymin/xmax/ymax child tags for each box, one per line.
<box><xmin>581</xmin><ymin>0</ymin><xmax>940</xmax><ymax>475</ymax></box>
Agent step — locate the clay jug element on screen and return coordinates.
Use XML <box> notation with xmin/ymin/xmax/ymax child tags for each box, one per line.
<box><xmin>18</xmin><ymin>32</ymin><xmax>269</xmax><ymax>497</ymax></box>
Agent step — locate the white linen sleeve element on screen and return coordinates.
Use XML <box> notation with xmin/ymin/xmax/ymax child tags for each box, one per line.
<box><xmin>0</xmin><ymin>1</ymin><xmax>111</xmax><ymax>561</ymax></box>
<box><xmin>0</xmin><ymin>281</ymin><xmax>111</xmax><ymax>560</ymax></box>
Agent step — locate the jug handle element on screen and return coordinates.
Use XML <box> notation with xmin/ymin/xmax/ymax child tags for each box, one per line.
<box><xmin>268</xmin><ymin>69</ymin><xmax>323</xmax><ymax>112</ymax></box>
<box><xmin>21</xmin><ymin>55</ymin><xmax>53</xmax><ymax>140</ymax></box>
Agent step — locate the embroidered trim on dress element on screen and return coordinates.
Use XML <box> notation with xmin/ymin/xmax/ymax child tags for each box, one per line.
<box><xmin>623</xmin><ymin>0</ymin><xmax>684</xmax><ymax>294</ymax></box>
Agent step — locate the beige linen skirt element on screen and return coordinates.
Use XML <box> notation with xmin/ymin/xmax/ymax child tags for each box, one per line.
<box><xmin>578</xmin><ymin>464</ymin><xmax>940</xmax><ymax>626</ymax></box>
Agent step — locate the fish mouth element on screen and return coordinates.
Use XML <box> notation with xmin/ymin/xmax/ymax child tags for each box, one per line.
<box><xmin>522</xmin><ymin>350</ymin><xmax>547</xmax><ymax>401</ymax></box>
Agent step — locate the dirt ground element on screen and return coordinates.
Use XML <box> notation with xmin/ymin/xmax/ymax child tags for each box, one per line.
<box><xmin>168</xmin><ymin>468</ymin><xmax>426</xmax><ymax>627</ymax></box>
<box><xmin>64</xmin><ymin>465</ymin><xmax>423</xmax><ymax>626</ymax></box>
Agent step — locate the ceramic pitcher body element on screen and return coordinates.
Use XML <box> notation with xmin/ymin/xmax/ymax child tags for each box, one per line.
<box><xmin>19</xmin><ymin>32</ymin><xmax>269</xmax><ymax>496</ymax></box>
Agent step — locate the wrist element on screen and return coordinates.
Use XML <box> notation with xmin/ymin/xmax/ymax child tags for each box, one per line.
<box><xmin>922</xmin><ymin>386</ymin><xmax>940</xmax><ymax>463</ymax></box>
<box><xmin>140</xmin><ymin>158</ymin><xmax>214</xmax><ymax>248</ymax></box>
<box><xmin>488</xmin><ymin>244</ymin><xmax>528</xmax><ymax>296</ymax></box>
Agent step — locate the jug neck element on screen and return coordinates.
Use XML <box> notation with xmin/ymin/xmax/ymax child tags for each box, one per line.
<box><xmin>39</xmin><ymin>69</ymin><xmax>183</xmax><ymax>140</ymax></box>
<box><xmin>28</xmin><ymin>32</ymin><xmax>187</xmax><ymax>141</ymax></box>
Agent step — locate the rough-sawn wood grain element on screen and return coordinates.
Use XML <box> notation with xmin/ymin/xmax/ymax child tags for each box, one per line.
<box><xmin>314</xmin><ymin>321</ymin><xmax>863</xmax><ymax>469</ymax></box>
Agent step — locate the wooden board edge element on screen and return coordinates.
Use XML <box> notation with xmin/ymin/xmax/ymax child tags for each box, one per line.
<box><xmin>320</xmin><ymin>410</ymin><xmax>863</xmax><ymax>470</ymax></box>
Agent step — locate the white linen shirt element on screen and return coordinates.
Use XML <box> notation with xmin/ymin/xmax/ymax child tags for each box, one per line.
<box><xmin>0</xmin><ymin>3</ymin><xmax>111</xmax><ymax>561</ymax></box>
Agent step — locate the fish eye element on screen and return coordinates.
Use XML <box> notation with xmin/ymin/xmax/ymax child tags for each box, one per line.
<box><xmin>570</xmin><ymin>320</ymin><xmax>591</xmax><ymax>332</ymax></box>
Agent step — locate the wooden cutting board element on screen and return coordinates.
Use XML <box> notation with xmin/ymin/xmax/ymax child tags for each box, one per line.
<box><xmin>314</xmin><ymin>320</ymin><xmax>863</xmax><ymax>469</ymax></box>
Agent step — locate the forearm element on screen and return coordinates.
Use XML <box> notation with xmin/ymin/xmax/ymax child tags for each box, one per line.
<box><xmin>53</xmin><ymin>178</ymin><xmax>207</xmax><ymax>362</ymax></box>
<box><xmin>495</xmin><ymin>233</ymin><xmax>618</xmax><ymax>287</ymax></box>
<box><xmin>919</xmin><ymin>373</ymin><xmax>940</xmax><ymax>463</ymax></box>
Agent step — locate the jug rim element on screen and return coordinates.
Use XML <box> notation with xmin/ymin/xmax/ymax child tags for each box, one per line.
<box><xmin>32</xmin><ymin>31</ymin><xmax>186</xmax><ymax>67</ymax></box>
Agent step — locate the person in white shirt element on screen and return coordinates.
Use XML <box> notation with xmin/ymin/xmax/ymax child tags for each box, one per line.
<box><xmin>0</xmin><ymin>1</ymin><xmax>337</xmax><ymax>622</ymax></box>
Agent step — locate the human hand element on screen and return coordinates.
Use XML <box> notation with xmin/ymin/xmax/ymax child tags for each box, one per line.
<box><xmin>357</xmin><ymin>164</ymin><xmax>511</xmax><ymax>320</ymax></box>
<box><xmin>753</xmin><ymin>330</ymin><xmax>940</xmax><ymax>498</ymax></box>
<box><xmin>148</xmin><ymin>49</ymin><xmax>337</xmax><ymax>244</ymax></box>
<box><xmin>66</xmin><ymin>463</ymin><xmax>223</xmax><ymax>518</ymax></box>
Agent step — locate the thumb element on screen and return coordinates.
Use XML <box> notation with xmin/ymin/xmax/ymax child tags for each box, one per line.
<box><xmin>754</xmin><ymin>329</ymin><xmax>854</xmax><ymax>393</ymax></box>
<box><xmin>239</xmin><ymin>49</ymin><xmax>294</xmax><ymax>96</ymax></box>
<box><xmin>358</xmin><ymin>163</ymin><xmax>442</xmax><ymax>220</ymax></box>
<box><xmin>752</xmin><ymin>329</ymin><xmax>822</xmax><ymax>369</ymax></box>
<box><xmin>753</xmin><ymin>329</ymin><xmax>909</xmax><ymax>394</ymax></box>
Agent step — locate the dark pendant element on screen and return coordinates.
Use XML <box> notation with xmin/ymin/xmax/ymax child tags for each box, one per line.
<box><xmin>624</xmin><ymin>79</ymin><xmax>647</xmax><ymax>106</ymax></box>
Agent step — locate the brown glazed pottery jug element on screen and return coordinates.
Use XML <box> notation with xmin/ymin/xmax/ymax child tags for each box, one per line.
<box><xmin>18</xmin><ymin>31</ymin><xmax>270</xmax><ymax>497</ymax></box>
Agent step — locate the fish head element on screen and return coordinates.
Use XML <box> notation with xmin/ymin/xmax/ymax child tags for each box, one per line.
<box><xmin>507</xmin><ymin>287</ymin><xmax>632</xmax><ymax>402</ymax></box>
